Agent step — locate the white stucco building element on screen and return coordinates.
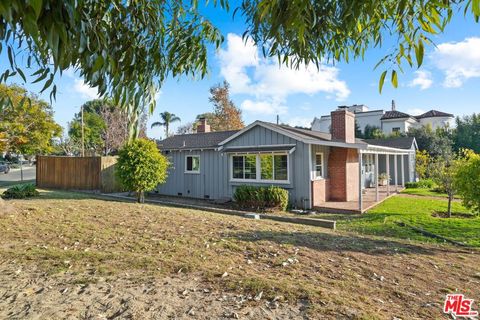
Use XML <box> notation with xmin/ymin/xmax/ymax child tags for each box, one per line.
<box><xmin>311</xmin><ymin>102</ymin><xmax>454</xmax><ymax>135</ymax></box>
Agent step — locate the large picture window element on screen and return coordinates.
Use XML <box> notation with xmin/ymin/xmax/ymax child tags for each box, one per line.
<box><xmin>185</xmin><ymin>155</ymin><xmax>200</xmax><ymax>173</ymax></box>
<box><xmin>260</xmin><ymin>154</ymin><xmax>288</xmax><ymax>181</ymax></box>
<box><xmin>231</xmin><ymin>153</ymin><xmax>289</xmax><ymax>182</ymax></box>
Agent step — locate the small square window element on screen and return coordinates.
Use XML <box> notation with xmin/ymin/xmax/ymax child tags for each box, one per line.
<box><xmin>185</xmin><ymin>155</ymin><xmax>200</xmax><ymax>173</ymax></box>
<box><xmin>392</xmin><ymin>127</ymin><xmax>401</xmax><ymax>133</ymax></box>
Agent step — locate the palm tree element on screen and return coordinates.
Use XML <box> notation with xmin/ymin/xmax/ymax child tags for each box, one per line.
<box><xmin>151</xmin><ymin>111</ymin><xmax>181</xmax><ymax>137</ymax></box>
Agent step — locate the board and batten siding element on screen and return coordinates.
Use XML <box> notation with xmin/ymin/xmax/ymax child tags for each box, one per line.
<box><xmin>156</xmin><ymin>149</ymin><xmax>230</xmax><ymax>199</ymax></box>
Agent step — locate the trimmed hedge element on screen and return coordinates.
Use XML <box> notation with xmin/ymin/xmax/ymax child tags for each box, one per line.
<box><xmin>2</xmin><ymin>184</ymin><xmax>39</xmax><ymax>199</ymax></box>
<box><xmin>405</xmin><ymin>179</ymin><xmax>435</xmax><ymax>189</ymax></box>
<box><xmin>234</xmin><ymin>185</ymin><xmax>289</xmax><ymax>211</ymax></box>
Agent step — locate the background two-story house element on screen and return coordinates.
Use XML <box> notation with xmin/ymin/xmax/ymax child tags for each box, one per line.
<box><xmin>311</xmin><ymin>101</ymin><xmax>454</xmax><ymax>135</ymax></box>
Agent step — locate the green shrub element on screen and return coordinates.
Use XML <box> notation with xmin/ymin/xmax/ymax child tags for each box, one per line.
<box><xmin>455</xmin><ymin>150</ymin><xmax>480</xmax><ymax>215</ymax></box>
<box><xmin>405</xmin><ymin>179</ymin><xmax>435</xmax><ymax>189</ymax></box>
<box><xmin>233</xmin><ymin>185</ymin><xmax>289</xmax><ymax>211</ymax></box>
<box><xmin>116</xmin><ymin>138</ymin><xmax>170</xmax><ymax>203</ymax></box>
<box><xmin>2</xmin><ymin>184</ymin><xmax>39</xmax><ymax>199</ymax></box>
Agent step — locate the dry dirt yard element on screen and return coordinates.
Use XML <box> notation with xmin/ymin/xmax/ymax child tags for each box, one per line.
<box><xmin>0</xmin><ymin>190</ymin><xmax>479</xmax><ymax>319</ymax></box>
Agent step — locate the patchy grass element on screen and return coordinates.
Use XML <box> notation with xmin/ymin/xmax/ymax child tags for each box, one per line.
<box><xmin>314</xmin><ymin>196</ymin><xmax>480</xmax><ymax>247</ymax></box>
<box><xmin>1</xmin><ymin>189</ymin><xmax>479</xmax><ymax>319</ymax></box>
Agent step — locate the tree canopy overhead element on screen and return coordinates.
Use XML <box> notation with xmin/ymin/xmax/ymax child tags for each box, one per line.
<box><xmin>1</xmin><ymin>0</ymin><xmax>479</xmax><ymax>135</ymax></box>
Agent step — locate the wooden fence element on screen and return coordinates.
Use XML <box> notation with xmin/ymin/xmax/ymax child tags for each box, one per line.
<box><xmin>36</xmin><ymin>156</ymin><xmax>122</xmax><ymax>192</ymax></box>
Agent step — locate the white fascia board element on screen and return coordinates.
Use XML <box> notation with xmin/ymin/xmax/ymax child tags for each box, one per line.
<box><xmin>362</xmin><ymin>145</ymin><xmax>413</xmax><ymax>154</ymax></box>
<box><xmin>309</xmin><ymin>140</ymin><xmax>367</xmax><ymax>149</ymax></box>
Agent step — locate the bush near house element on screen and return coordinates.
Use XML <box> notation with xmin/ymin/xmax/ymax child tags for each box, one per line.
<box><xmin>2</xmin><ymin>184</ymin><xmax>39</xmax><ymax>199</ymax></box>
<box><xmin>234</xmin><ymin>185</ymin><xmax>289</xmax><ymax>211</ymax></box>
<box><xmin>405</xmin><ymin>179</ymin><xmax>435</xmax><ymax>189</ymax></box>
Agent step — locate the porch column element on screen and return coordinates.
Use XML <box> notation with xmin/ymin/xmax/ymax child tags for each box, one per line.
<box><xmin>401</xmin><ymin>155</ymin><xmax>405</xmax><ymax>187</ymax></box>
<box><xmin>358</xmin><ymin>151</ymin><xmax>363</xmax><ymax>211</ymax></box>
<box><xmin>394</xmin><ymin>154</ymin><xmax>398</xmax><ymax>191</ymax></box>
<box><xmin>375</xmin><ymin>153</ymin><xmax>379</xmax><ymax>201</ymax></box>
<box><xmin>386</xmin><ymin>154</ymin><xmax>390</xmax><ymax>196</ymax></box>
<box><xmin>308</xmin><ymin>144</ymin><xmax>312</xmax><ymax>209</ymax></box>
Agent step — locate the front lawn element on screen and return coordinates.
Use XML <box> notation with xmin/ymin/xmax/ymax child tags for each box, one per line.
<box><xmin>401</xmin><ymin>187</ymin><xmax>461</xmax><ymax>199</ymax></box>
<box><xmin>1</xmin><ymin>189</ymin><xmax>479</xmax><ymax>319</ymax></box>
<box><xmin>316</xmin><ymin>195</ymin><xmax>480</xmax><ymax>247</ymax></box>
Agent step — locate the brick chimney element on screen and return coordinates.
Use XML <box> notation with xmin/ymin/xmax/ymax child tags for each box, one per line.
<box><xmin>197</xmin><ymin>117</ymin><xmax>211</xmax><ymax>133</ymax></box>
<box><xmin>330</xmin><ymin>110</ymin><xmax>355</xmax><ymax>143</ymax></box>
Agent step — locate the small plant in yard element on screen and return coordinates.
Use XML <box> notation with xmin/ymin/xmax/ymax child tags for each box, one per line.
<box><xmin>2</xmin><ymin>183</ymin><xmax>39</xmax><ymax>199</ymax></box>
<box><xmin>116</xmin><ymin>138</ymin><xmax>169</xmax><ymax>203</ymax></box>
<box><xmin>455</xmin><ymin>149</ymin><xmax>480</xmax><ymax>215</ymax></box>
<box><xmin>234</xmin><ymin>185</ymin><xmax>289</xmax><ymax>211</ymax></box>
<box><xmin>430</xmin><ymin>152</ymin><xmax>467</xmax><ymax>218</ymax></box>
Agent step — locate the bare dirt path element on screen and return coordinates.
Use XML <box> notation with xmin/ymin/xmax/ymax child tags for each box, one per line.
<box><xmin>0</xmin><ymin>262</ymin><xmax>305</xmax><ymax>320</ymax></box>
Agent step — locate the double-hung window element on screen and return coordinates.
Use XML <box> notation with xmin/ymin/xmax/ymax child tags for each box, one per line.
<box><xmin>231</xmin><ymin>153</ymin><xmax>288</xmax><ymax>182</ymax></box>
<box><xmin>314</xmin><ymin>153</ymin><xmax>324</xmax><ymax>178</ymax></box>
<box><xmin>185</xmin><ymin>155</ymin><xmax>200</xmax><ymax>173</ymax></box>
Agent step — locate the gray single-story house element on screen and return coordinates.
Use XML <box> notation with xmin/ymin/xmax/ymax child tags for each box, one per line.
<box><xmin>156</xmin><ymin>111</ymin><xmax>417</xmax><ymax>212</ymax></box>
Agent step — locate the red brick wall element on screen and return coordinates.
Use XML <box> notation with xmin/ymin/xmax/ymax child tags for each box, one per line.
<box><xmin>328</xmin><ymin>147</ymin><xmax>359</xmax><ymax>201</ymax></box>
<box><xmin>311</xmin><ymin>179</ymin><xmax>329</xmax><ymax>206</ymax></box>
<box><xmin>331</xmin><ymin>110</ymin><xmax>355</xmax><ymax>143</ymax></box>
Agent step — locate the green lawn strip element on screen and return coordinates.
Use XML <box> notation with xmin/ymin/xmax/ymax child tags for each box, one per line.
<box><xmin>313</xmin><ymin>196</ymin><xmax>480</xmax><ymax>247</ymax></box>
<box><xmin>400</xmin><ymin>188</ymin><xmax>461</xmax><ymax>199</ymax></box>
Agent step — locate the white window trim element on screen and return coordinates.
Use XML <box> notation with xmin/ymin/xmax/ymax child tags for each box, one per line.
<box><xmin>230</xmin><ymin>153</ymin><xmax>290</xmax><ymax>184</ymax></box>
<box><xmin>185</xmin><ymin>155</ymin><xmax>200</xmax><ymax>174</ymax></box>
<box><xmin>314</xmin><ymin>152</ymin><xmax>324</xmax><ymax>180</ymax></box>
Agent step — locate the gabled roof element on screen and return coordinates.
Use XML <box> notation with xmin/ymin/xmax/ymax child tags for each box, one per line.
<box><xmin>380</xmin><ymin>110</ymin><xmax>414</xmax><ymax>120</ymax></box>
<box><xmin>157</xmin><ymin>130</ymin><xmax>239</xmax><ymax>150</ymax></box>
<box><xmin>415</xmin><ymin>110</ymin><xmax>454</xmax><ymax>119</ymax></box>
<box><xmin>363</xmin><ymin>137</ymin><xmax>417</xmax><ymax>150</ymax></box>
